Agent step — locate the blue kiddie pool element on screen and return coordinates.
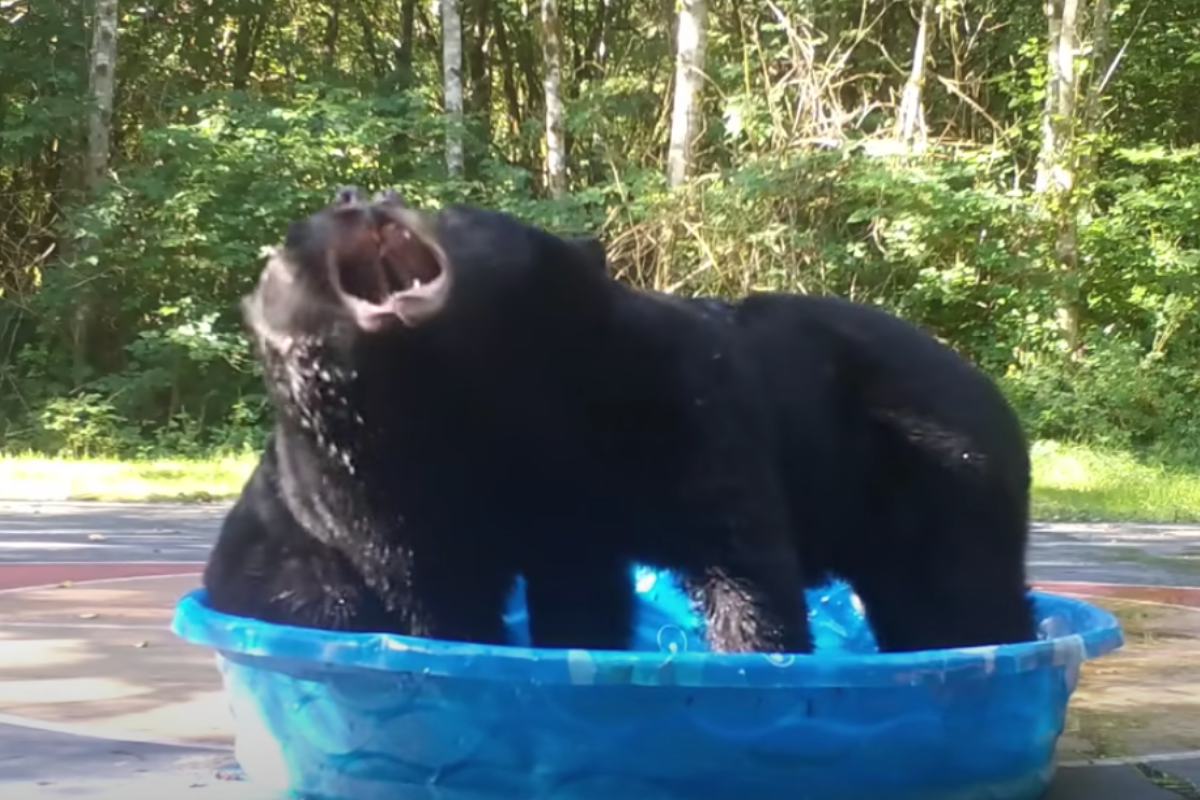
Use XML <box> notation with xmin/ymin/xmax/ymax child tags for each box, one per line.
<box><xmin>172</xmin><ymin>569</ymin><xmax>1123</xmax><ymax>800</ymax></box>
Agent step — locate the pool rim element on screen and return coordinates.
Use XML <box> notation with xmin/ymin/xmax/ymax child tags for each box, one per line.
<box><xmin>172</xmin><ymin>589</ymin><xmax>1124</xmax><ymax>689</ymax></box>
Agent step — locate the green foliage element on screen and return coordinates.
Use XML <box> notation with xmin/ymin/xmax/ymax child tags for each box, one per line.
<box><xmin>3</xmin><ymin>0</ymin><xmax>1200</xmax><ymax>462</ymax></box>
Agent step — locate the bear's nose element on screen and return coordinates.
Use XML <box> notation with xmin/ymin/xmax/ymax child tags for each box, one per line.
<box><xmin>334</xmin><ymin>186</ymin><xmax>362</xmax><ymax>206</ymax></box>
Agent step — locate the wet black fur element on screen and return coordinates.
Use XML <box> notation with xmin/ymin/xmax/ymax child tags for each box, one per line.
<box><xmin>203</xmin><ymin>200</ymin><xmax>809</xmax><ymax>651</ymax></box>
<box><xmin>718</xmin><ymin>294</ymin><xmax>1035</xmax><ymax>651</ymax></box>
<box><xmin>572</xmin><ymin>241</ymin><xmax>1036</xmax><ymax>651</ymax></box>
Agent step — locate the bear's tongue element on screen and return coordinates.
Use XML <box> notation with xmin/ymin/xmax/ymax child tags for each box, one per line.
<box><xmin>381</xmin><ymin>221</ymin><xmax>442</xmax><ymax>293</ymax></box>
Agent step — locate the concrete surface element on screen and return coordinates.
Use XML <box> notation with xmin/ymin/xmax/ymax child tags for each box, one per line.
<box><xmin>0</xmin><ymin>721</ymin><xmax>234</xmax><ymax>783</ymax></box>
<box><xmin>3</xmin><ymin>500</ymin><xmax>1200</xmax><ymax>584</ymax></box>
<box><xmin>0</xmin><ymin>573</ymin><xmax>230</xmax><ymax>744</ymax></box>
<box><xmin>4</xmin><ymin>501</ymin><xmax>1200</xmax><ymax>798</ymax></box>
<box><xmin>1045</xmin><ymin>764</ymin><xmax>1191</xmax><ymax>800</ymax></box>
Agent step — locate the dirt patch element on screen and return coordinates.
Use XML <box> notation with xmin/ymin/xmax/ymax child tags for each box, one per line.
<box><xmin>1058</xmin><ymin>597</ymin><xmax>1200</xmax><ymax>761</ymax></box>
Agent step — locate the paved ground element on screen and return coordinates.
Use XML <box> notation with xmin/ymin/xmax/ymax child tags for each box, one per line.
<box><xmin>3</xmin><ymin>501</ymin><xmax>1200</xmax><ymax>798</ymax></box>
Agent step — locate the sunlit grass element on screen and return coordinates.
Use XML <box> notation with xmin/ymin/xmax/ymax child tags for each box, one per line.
<box><xmin>1030</xmin><ymin>440</ymin><xmax>1200</xmax><ymax>523</ymax></box>
<box><xmin>2</xmin><ymin>441</ymin><xmax>1200</xmax><ymax>522</ymax></box>
<box><xmin>0</xmin><ymin>451</ymin><xmax>255</xmax><ymax>503</ymax></box>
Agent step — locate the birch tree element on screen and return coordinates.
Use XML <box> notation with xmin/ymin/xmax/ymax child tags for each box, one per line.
<box><xmin>441</xmin><ymin>0</ymin><xmax>464</xmax><ymax>177</ymax></box>
<box><xmin>665</xmin><ymin>0</ymin><xmax>707</xmax><ymax>188</ymax></box>
<box><xmin>541</xmin><ymin>0</ymin><xmax>567</xmax><ymax>198</ymax></box>
<box><xmin>1035</xmin><ymin>0</ymin><xmax>1092</xmax><ymax>355</ymax></box>
<box><xmin>74</xmin><ymin>0</ymin><xmax>119</xmax><ymax>386</ymax></box>
<box><xmin>1036</xmin><ymin>0</ymin><xmax>1079</xmax><ymax>197</ymax></box>
<box><xmin>85</xmin><ymin>0</ymin><xmax>118</xmax><ymax>194</ymax></box>
<box><xmin>895</xmin><ymin>0</ymin><xmax>937</xmax><ymax>149</ymax></box>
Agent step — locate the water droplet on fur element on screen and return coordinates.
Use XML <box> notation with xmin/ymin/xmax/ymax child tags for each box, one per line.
<box><xmin>635</xmin><ymin>568</ymin><xmax>657</xmax><ymax>593</ymax></box>
<box><xmin>657</xmin><ymin>626</ymin><xmax>689</xmax><ymax>654</ymax></box>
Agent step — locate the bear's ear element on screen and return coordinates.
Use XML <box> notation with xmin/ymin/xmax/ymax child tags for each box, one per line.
<box><xmin>566</xmin><ymin>235</ymin><xmax>608</xmax><ymax>276</ymax></box>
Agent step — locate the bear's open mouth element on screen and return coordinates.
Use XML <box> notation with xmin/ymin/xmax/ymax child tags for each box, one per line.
<box><xmin>331</xmin><ymin>205</ymin><xmax>453</xmax><ymax>329</ymax></box>
<box><xmin>378</xmin><ymin>216</ymin><xmax>444</xmax><ymax>295</ymax></box>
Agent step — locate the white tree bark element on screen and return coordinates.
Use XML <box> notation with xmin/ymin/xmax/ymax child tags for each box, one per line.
<box><xmin>665</xmin><ymin>0</ymin><xmax>707</xmax><ymax>188</ymax></box>
<box><xmin>1036</xmin><ymin>0</ymin><xmax>1079</xmax><ymax>195</ymax></box>
<box><xmin>1036</xmin><ymin>0</ymin><xmax>1085</xmax><ymax>354</ymax></box>
<box><xmin>441</xmin><ymin>0</ymin><xmax>464</xmax><ymax>177</ymax></box>
<box><xmin>541</xmin><ymin>0</ymin><xmax>567</xmax><ymax>198</ymax></box>
<box><xmin>75</xmin><ymin>0</ymin><xmax>120</xmax><ymax>386</ymax></box>
<box><xmin>895</xmin><ymin>0</ymin><xmax>936</xmax><ymax>149</ymax></box>
<box><xmin>85</xmin><ymin>0</ymin><xmax>119</xmax><ymax>192</ymax></box>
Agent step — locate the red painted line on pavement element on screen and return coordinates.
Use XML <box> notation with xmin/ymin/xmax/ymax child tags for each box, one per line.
<box><xmin>0</xmin><ymin>570</ymin><xmax>1192</xmax><ymax>605</ymax></box>
<box><xmin>1034</xmin><ymin>580</ymin><xmax>1200</xmax><ymax>608</ymax></box>
<box><xmin>0</xmin><ymin>562</ymin><xmax>202</xmax><ymax>591</ymax></box>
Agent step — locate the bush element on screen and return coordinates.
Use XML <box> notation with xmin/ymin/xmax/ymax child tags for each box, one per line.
<box><xmin>4</xmin><ymin>85</ymin><xmax>1200</xmax><ymax>460</ymax></box>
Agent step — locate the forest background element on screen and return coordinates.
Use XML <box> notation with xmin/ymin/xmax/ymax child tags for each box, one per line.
<box><xmin>3</xmin><ymin>0</ymin><xmax>1200</xmax><ymax>521</ymax></box>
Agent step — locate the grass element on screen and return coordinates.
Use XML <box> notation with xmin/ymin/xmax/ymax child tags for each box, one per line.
<box><xmin>2</xmin><ymin>440</ymin><xmax>1200</xmax><ymax>523</ymax></box>
<box><xmin>0</xmin><ymin>451</ymin><xmax>256</xmax><ymax>503</ymax></box>
<box><xmin>1030</xmin><ymin>440</ymin><xmax>1200</xmax><ymax>523</ymax></box>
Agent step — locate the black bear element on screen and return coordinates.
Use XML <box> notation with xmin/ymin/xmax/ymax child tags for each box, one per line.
<box><xmin>563</xmin><ymin>241</ymin><xmax>1036</xmax><ymax>651</ymax></box>
<box><xmin>203</xmin><ymin>188</ymin><xmax>809</xmax><ymax>652</ymax></box>
<box><xmin>728</xmin><ymin>293</ymin><xmax>1036</xmax><ymax>651</ymax></box>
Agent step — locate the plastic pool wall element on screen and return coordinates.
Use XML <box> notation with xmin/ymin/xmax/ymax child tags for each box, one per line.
<box><xmin>174</xmin><ymin>571</ymin><xmax>1123</xmax><ymax>800</ymax></box>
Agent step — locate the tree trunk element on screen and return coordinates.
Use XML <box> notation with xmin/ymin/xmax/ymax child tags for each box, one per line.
<box><xmin>541</xmin><ymin>0</ymin><xmax>567</xmax><ymax>198</ymax></box>
<box><xmin>1079</xmin><ymin>0</ymin><xmax>1112</xmax><ymax>180</ymax></box>
<box><xmin>85</xmin><ymin>0</ymin><xmax>118</xmax><ymax>195</ymax></box>
<box><xmin>1036</xmin><ymin>0</ymin><xmax>1079</xmax><ymax>195</ymax></box>
<box><xmin>665</xmin><ymin>0</ymin><xmax>707</xmax><ymax>188</ymax></box>
<box><xmin>397</xmin><ymin>0</ymin><xmax>417</xmax><ymax>76</ymax></box>
<box><xmin>895</xmin><ymin>0</ymin><xmax>936</xmax><ymax>149</ymax></box>
<box><xmin>442</xmin><ymin>0</ymin><xmax>465</xmax><ymax>177</ymax></box>
<box><xmin>515</xmin><ymin>6</ymin><xmax>544</xmax><ymax>118</ymax></box>
<box><xmin>1035</xmin><ymin>0</ymin><xmax>1084</xmax><ymax>355</ymax></box>
<box><xmin>581</xmin><ymin>0</ymin><xmax>608</xmax><ymax>83</ymax></box>
<box><xmin>466</xmin><ymin>0</ymin><xmax>493</xmax><ymax>162</ymax></box>
<box><xmin>76</xmin><ymin>0</ymin><xmax>119</xmax><ymax>388</ymax></box>
<box><xmin>230</xmin><ymin>0</ymin><xmax>272</xmax><ymax>91</ymax></box>
<box><xmin>352</xmin><ymin>2</ymin><xmax>385</xmax><ymax>77</ymax></box>
<box><xmin>323</xmin><ymin>0</ymin><xmax>340</xmax><ymax>72</ymax></box>
<box><xmin>493</xmin><ymin>3</ymin><xmax>523</xmax><ymax>140</ymax></box>
<box><xmin>582</xmin><ymin>0</ymin><xmax>609</xmax><ymax>184</ymax></box>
